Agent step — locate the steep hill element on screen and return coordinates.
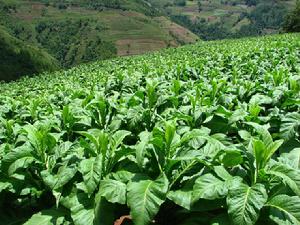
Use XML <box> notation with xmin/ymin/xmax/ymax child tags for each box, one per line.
<box><xmin>0</xmin><ymin>26</ymin><xmax>59</xmax><ymax>81</ymax></box>
<box><xmin>0</xmin><ymin>0</ymin><xmax>198</xmax><ymax>68</ymax></box>
<box><xmin>149</xmin><ymin>0</ymin><xmax>297</xmax><ymax>40</ymax></box>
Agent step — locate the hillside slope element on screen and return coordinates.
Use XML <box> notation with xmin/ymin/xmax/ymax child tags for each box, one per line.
<box><xmin>149</xmin><ymin>0</ymin><xmax>297</xmax><ymax>40</ymax></box>
<box><xmin>0</xmin><ymin>26</ymin><xmax>59</xmax><ymax>81</ymax></box>
<box><xmin>0</xmin><ymin>0</ymin><xmax>198</xmax><ymax>68</ymax></box>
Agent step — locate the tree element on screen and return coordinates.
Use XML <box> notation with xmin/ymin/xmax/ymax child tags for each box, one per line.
<box><xmin>283</xmin><ymin>0</ymin><xmax>300</xmax><ymax>32</ymax></box>
<box><xmin>245</xmin><ymin>0</ymin><xmax>257</xmax><ymax>6</ymax></box>
<box><xmin>198</xmin><ymin>1</ymin><xmax>202</xmax><ymax>12</ymax></box>
<box><xmin>174</xmin><ymin>0</ymin><xmax>186</xmax><ymax>7</ymax></box>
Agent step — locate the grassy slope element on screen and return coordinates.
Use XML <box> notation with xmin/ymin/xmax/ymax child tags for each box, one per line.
<box><xmin>0</xmin><ymin>0</ymin><xmax>198</xmax><ymax>60</ymax></box>
<box><xmin>0</xmin><ymin>26</ymin><xmax>59</xmax><ymax>81</ymax></box>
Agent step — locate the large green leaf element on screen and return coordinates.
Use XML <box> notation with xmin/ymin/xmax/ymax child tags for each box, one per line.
<box><xmin>72</xmin><ymin>202</ymin><xmax>94</xmax><ymax>225</ymax></box>
<box><xmin>63</xmin><ymin>193</ymin><xmax>95</xmax><ymax>225</ymax></box>
<box><xmin>24</xmin><ymin>209</ymin><xmax>65</xmax><ymax>225</ymax></box>
<box><xmin>78</xmin><ymin>130</ymin><xmax>100</xmax><ymax>152</ymax></box>
<box><xmin>136</xmin><ymin>131</ymin><xmax>151</xmax><ymax>169</ymax></box>
<box><xmin>2</xmin><ymin>145</ymin><xmax>32</xmax><ymax>163</ymax></box>
<box><xmin>280</xmin><ymin>113</ymin><xmax>300</xmax><ymax>140</ymax></box>
<box><xmin>204</xmin><ymin>114</ymin><xmax>229</xmax><ymax>134</ymax></box>
<box><xmin>165</xmin><ymin>121</ymin><xmax>176</xmax><ymax>151</ymax></box>
<box><xmin>23</xmin><ymin>124</ymin><xmax>57</xmax><ymax>155</ymax></box>
<box><xmin>251</xmin><ymin>138</ymin><xmax>283</xmax><ymax>170</ymax></box>
<box><xmin>266</xmin><ymin>195</ymin><xmax>300</xmax><ymax>225</ymax></box>
<box><xmin>193</xmin><ymin>170</ymin><xmax>241</xmax><ymax>202</ymax></box>
<box><xmin>269</xmin><ymin>215</ymin><xmax>294</xmax><ymax>225</ymax></box>
<box><xmin>111</xmin><ymin>130</ymin><xmax>131</xmax><ymax>152</ymax></box>
<box><xmin>227</xmin><ymin>183</ymin><xmax>268</xmax><ymax>225</ymax></box>
<box><xmin>219</xmin><ymin>149</ymin><xmax>243</xmax><ymax>167</ymax></box>
<box><xmin>193</xmin><ymin>174</ymin><xmax>227</xmax><ymax>201</ymax></box>
<box><xmin>0</xmin><ymin>181</ymin><xmax>12</xmax><ymax>192</ymax></box>
<box><xmin>190</xmin><ymin>133</ymin><xmax>227</xmax><ymax>159</ymax></box>
<box><xmin>127</xmin><ymin>174</ymin><xmax>169</xmax><ymax>225</ymax></box>
<box><xmin>41</xmin><ymin>165</ymin><xmax>77</xmax><ymax>190</ymax></box>
<box><xmin>98</xmin><ymin>179</ymin><xmax>126</xmax><ymax>204</ymax></box>
<box><xmin>2</xmin><ymin>145</ymin><xmax>34</xmax><ymax>173</ymax></box>
<box><xmin>266</xmin><ymin>161</ymin><xmax>300</xmax><ymax>196</ymax></box>
<box><xmin>247</xmin><ymin>122</ymin><xmax>273</xmax><ymax>147</ymax></box>
<box><xmin>8</xmin><ymin>156</ymin><xmax>35</xmax><ymax>176</ymax></box>
<box><xmin>167</xmin><ymin>188</ymin><xmax>192</xmax><ymax>210</ymax></box>
<box><xmin>279</xmin><ymin>148</ymin><xmax>300</xmax><ymax>169</ymax></box>
<box><xmin>78</xmin><ymin>156</ymin><xmax>102</xmax><ymax>196</ymax></box>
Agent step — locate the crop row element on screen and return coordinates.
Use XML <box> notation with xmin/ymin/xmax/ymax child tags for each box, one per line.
<box><xmin>0</xmin><ymin>34</ymin><xmax>300</xmax><ymax>225</ymax></box>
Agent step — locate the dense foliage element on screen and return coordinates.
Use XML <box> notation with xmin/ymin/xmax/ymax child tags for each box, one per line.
<box><xmin>35</xmin><ymin>19</ymin><xmax>116</xmax><ymax>67</ymax></box>
<box><xmin>0</xmin><ymin>26</ymin><xmax>59</xmax><ymax>81</ymax></box>
<box><xmin>36</xmin><ymin>0</ymin><xmax>159</xmax><ymax>16</ymax></box>
<box><xmin>0</xmin><ymin>0</ymin><xmax>191</xmax><ymax>76</ymax></box>
<box><xmin>171</xmin><ymin>0</ymin><xmax>290</xmax><ymax>40</ymax></box>
<box><xmin>283</xmin><ymin>0</ymin><xmax>300</xmax><ymax>32</ymax></box>
<box><xmin>153</xmin><ymin>0</ymin><xmax>298</xmax><ymax>41</ymax></box>
<box><xmin>0</xmin><ymin>33</ymin><xmax>300</xmax><ymax>225</ymax></box>
<box><xmin>171</xmin><ymin>15</ymin><xmax>232</xmax><ymax>40</ymax></box>
<box><xmin>0</xmin><ymin>0</ymin><xmax>117</xmax><ymax>69</ymax></box>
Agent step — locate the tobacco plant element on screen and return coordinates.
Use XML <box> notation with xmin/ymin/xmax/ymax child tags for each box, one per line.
<box><xmin>0</xmin><ymin>33</ymin><xmax>300</xmax><ymax>225</ymax></box>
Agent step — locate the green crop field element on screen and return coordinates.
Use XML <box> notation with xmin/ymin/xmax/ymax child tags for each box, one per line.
<box><xmin>0</xmin><ymin>33</ymin><xmax>300</xmax><ymax>225</ymax></box>
<box><xmin>0</xmin><ymin>0</ymin><xmax>198</xmax><ymax>69</ymax></box>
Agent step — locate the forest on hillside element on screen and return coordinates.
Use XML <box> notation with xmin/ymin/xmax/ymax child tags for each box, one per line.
<box><xmin>167</xmin><ymin>0</ymin><xmax>297</xmax><ymax>40</ymax></box>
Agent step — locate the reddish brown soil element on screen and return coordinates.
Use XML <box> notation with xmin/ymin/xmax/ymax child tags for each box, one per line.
<box><xmin>114</xmin><ymin>215</ymin><xmax>132</xmax><ymax>225</ymax></box>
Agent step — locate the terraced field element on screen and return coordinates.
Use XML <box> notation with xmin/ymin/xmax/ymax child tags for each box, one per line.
<box><xmin>0</xmin><ymin>0</ymin><xmax>198</xmax><ymax>63</ymax></box>
<box><xmin>155</xmin><ymin>0</ymin><xmax>297</xmax><ymax>39</ymax></box>
<box><xmin>0</xmin><ymin>33</ymin><xmax>300</xmax><ymax>225</ymax></box>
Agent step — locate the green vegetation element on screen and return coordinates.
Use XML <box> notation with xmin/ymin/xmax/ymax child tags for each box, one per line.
<box><xmin>0</xmin><ymin>33</ymin><xmax>300</xmax><ymax>225</ymax></box>
<box><xmin>1</xmin><ymin>0</ymin><xmax>297</xmax><ymax>81</ymax></box>
<box><xmin>157</xmin><ymin>0</ymin><xmax>296</xmax><ymax>40</ymax></box>
<box><xmin>283</xmin><ymin>0</ymin><xmax>300</xmax><ymax>32</ymax></box>
<box><xmin>36</xmin><ymin>0</ymin><xmax>160</xmax><ymax>16</ymax></box>
<box><xmin>0</xmin><ymin>0</ymin><xmax>197</xmax><ymax>72</ymax></box>
<box><xmin>34</xmin><ymin>19</ymin><xmax>117</xmax><ymax>67</ymax></box>
<box><xmin>0</xmin><ymin>26</ymin><xmax>58</xmax><ymax>81</ymax></box>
